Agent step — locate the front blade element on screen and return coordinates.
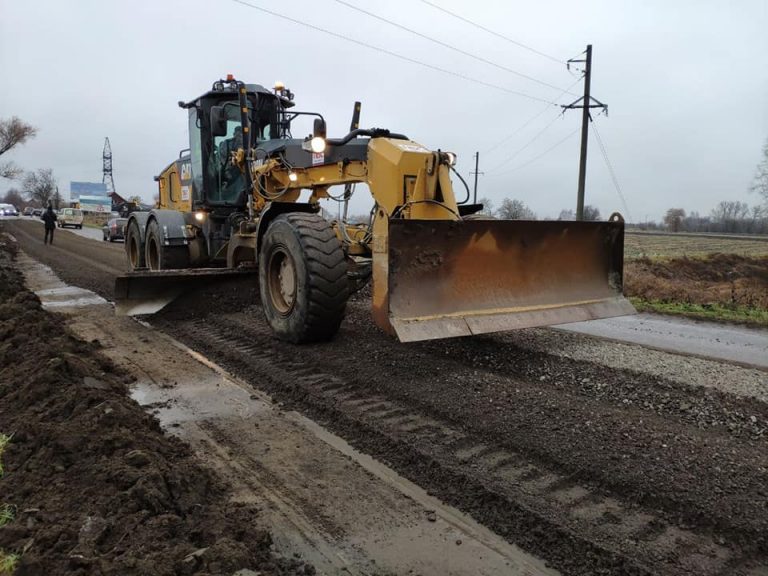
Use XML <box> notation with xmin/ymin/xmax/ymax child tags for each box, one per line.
<box><xmin>384</xmin><ymin>219</ymin><xmax>635</xmax><ymax>342</ymax></box>
<box><xmin>114</xmin><ymin>268</ymin><xmax>254</xmax><ymax>315</ymax></box>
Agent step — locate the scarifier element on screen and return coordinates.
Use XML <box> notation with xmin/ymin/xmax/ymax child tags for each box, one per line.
<box><xmin>114</xmin><ymin>76</ymin><xmax>635</xmax><ymax>342</ymax></box>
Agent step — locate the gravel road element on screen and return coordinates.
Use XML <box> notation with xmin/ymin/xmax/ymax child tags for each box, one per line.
<box><xmin>5</xmin><ymin>216</ymin><xmax>768</xmax><ymax>575</ymax></box>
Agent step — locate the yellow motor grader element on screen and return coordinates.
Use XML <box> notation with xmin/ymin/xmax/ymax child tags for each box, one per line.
<box><xmin>115</xmin><ymin>76</ymin><xmax>634</xmax><ymax>343</ymax></box>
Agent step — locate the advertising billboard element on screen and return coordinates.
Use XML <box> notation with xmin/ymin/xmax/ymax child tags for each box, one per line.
<box><xmin>79</xmin><ymin>195</ymin><xmax>112</xmax><ymax>213</ymax></box>
<box><xmin>70</xmin><ymin>181</ymin><xmax>107</xmax><ymax>201</ymax></box>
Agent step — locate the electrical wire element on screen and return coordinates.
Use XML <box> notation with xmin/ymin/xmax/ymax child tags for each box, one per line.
<box><xmin>492</xmin><ymin>128</ymin><xmax>579</xmax><ymax>176</ymax></box>
<box><xmin>483</xmin><ymin>78</ymin><xmax>582</xmax><ymax>156</ymax></box>
<box><xmin>418</xmin><ymin>0</ymin><xmax>565</xmax><ymax>65</ymax></box>
<box><xmin>486</xmin><ymin>112</ymin><xmax>564</xmax><ymax>173</ymax></box>
<box><xmin>591</xmin><ymin>121</ymin><xmax>633</xmax><ymax>222</ymax></box>
<box><xmin>229</xmin><ymin>0</ymin><xmax>556</xmax><ymax>105</ymax></box>
<box><xmin>332</xmin><ymin>0</ymin><xmax>574</xmax><ymax>95</ymax></box>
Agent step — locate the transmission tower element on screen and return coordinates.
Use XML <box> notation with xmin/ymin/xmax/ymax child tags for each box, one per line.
<box><xmin>102</xmin><ymin>137</ymin><xmax>115</xmax><ymax>195</ymax></box>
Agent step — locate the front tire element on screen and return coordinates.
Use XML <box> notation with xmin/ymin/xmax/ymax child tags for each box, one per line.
<box><xmin>259</xmin><ymin>213</ymin><xmax>348</xmax><ymax>343</ymax></box>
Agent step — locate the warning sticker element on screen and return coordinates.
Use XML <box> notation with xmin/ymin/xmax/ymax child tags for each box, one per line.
<box><xmin>397</xmin><ymin>143</ymin><xmax>429</xmax><ymax>153</ymax></box>
<box><xmin>181</xmin><ymin>186</ymin><xmax>190</xmax><ymax>201</ymax></box>
<box><xmin>312</xmin><ymin>152</ymin><xmax>324</xmax><ymax>166</ymax></box>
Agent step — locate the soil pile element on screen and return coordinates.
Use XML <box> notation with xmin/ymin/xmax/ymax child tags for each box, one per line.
<box><xmin>625</xmin><ymin>254</ymin><xmax>768</xmax><ymax>309</ymax></box>
<box><xmin>0</xmin><ymin>232</ymin><xmax>309</xmax><ymax>575</ymax></box>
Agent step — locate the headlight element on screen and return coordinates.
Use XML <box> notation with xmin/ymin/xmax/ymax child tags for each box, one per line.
<box><xmin>288</xmin><ymin>171</ymin><xmax>298</xmax><ymax>182</ymax></box>
<box><xmin>310</xmin><ymin>136</ymin><xmax>326</xmax><ymax>154</ymax></box>
<box><xmin>194</xmin><ymin>211</ymin><xmax>205</xmax><ymax>222</ymax></box>
<box><xmin>444</xmin><ymin>152</ymin><xmax>457</xmax><ymax>166</ymax></box>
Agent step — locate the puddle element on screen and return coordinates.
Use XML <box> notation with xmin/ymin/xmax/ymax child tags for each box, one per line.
<box><xmin>15</xmin><ymin>252</ymin><xmax>108</xmax><ymax>311</ymax></box>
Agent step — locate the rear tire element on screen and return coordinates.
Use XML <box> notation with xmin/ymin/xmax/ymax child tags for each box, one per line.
<box><xmin>259</xmin><ymin>213</ymin><xmax>348</xmax><ymax>343</ymax></box>
<box><xmin>145</xmin><ymin>219</ymin><xmax>190</xmax><ymax>270</ymax></box>
<box><xmin>125</xmin><ymin>219</ymin><xmax>145</xmax><ymax>270</ymax></box>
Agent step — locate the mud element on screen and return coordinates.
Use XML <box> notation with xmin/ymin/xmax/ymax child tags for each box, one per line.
<box><xmin>0</xmin><ymin>230</ymin><xmax>308</xmax><ymax>575</ymax></box>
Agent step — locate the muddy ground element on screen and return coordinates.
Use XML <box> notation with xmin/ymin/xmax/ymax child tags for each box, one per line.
<box><xmin>0</xmin><ymin>231</ymin><xmax>308</xmax><ymax>574</ymax></box>
<box><xmin>625</xmin><ymin>254</ymin><xmax>768</xmax><ymax>310</ymax></box>
<box><xmin>4</xmin><ymin>218</ymin><xmax>768</xmax><ymax>575</ymax></box>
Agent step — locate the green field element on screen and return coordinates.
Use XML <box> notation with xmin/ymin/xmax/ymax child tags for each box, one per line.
<box><xmin>625</xmin><ymin>231</ymin><xmax>768</xmax><ymax>260</ymax></box>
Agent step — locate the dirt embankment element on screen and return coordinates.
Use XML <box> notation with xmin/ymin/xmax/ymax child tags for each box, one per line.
<box><xmin>625</xmin><ymin>254</ymin><xmax>768</xmax><ymax>314</ymax></box>
<box><xmin>0</xmin><ymin>232</ymin><xmax>309</xmax><ymax>575</ymax></box>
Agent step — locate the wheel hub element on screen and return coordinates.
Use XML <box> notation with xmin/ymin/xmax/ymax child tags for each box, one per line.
<box><xmin>268</xmin><ymin>249</ymin><xmax>297</xmax><ymax>314</ymax></box>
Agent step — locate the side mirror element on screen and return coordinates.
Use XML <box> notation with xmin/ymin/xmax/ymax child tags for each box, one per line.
<box><xmin>313</xmin><ymin>118</ymin><xmax>327</xmax><ymax>139</ymax></box>
<box><xmin>210</xmin><ymin>106</ymin><xmax>228</xmax><ymax>137</ymax></box>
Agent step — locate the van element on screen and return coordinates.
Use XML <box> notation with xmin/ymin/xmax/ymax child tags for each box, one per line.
<box><xmin>58</xmin><ymin>208</ymin><xmax>84</xmax><ymax>229</ymax></box>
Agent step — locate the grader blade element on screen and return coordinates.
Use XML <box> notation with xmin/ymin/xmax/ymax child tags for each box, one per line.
<box><xmin>376</xmin><ymin>218</ymin><xmax>635</xmax><ymax>342</ymax></box>
<box><xmin>114</xmin><ymin>268</ymin><xmax>254</xmax><ymax>316</ymax></box>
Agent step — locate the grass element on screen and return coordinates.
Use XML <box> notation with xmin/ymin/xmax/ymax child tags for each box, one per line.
<box><xmin>630</xmin><ymin>298</ymin><xmax>768</xmax><ymax>327</ymax></box>
<box><xmin>0</xmin><ymin>434</ymin><xmax>9</xmax><ymax>477</ymax></box>
<box><xmin>0</xmin><ymin>551</ymin><xmax>19</xmax><ymax>574</ymax></box>
<box><xmin>0</xmin><ymin>505</ymin><xmax>14</xmax><ymax>528</ymax></box>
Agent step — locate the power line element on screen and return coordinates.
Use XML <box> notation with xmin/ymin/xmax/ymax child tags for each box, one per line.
<box><xmin>333</xmin><ymin>0</ymin><xmax>573</xmax><ymax>95</ymax></box>
<box><xmin>230</xmin><ymin>0</ymin><xmax>556</xmax><ymax>105</ymax></box>
<box><xmin>483</xmin><ymin>78</ymin><xmax>582</xmax><ymax>155</ymax></box>
<box><xmin>592</xmin><ymin>121</ymin><xmax>633</xmax><ymax>222</ymax></box>
<box><xmin>486</xmin><ymin>112</ymin><xmax>564</xmax><ymax>173</ymax></box>
<box><xmin>419</xmin><ymin>0</ymin><xmax>565</xmax><ymax>65</ymax></box>
<box><xmin>492</xmin><ymin>128</ymin><xmax>580</xmax><ymax>176</ymax></box>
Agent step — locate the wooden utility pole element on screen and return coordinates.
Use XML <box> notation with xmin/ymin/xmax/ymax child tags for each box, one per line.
<box><xmin>561</xmin><ymin>45</ymin><xmax>607</xmax><ymax>220</ymax></box>
<box><xmin>469</xmin><ymin>151</ymin><xmax>483</xmax><ymax>204</ymax></box>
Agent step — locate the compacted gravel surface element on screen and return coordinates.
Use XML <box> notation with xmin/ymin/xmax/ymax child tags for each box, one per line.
<box><xmin>6</xmin><ymin>216</ymin><xmax>768</xmax><ymax>576</ymax></box>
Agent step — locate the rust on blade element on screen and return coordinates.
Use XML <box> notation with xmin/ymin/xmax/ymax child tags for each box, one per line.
<box><xmin>380</xmin><ymin>219</ymin><xmax>634</xmax><ymax>342</ymax></box>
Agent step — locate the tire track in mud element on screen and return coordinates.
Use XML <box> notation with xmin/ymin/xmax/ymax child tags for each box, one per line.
<box><xmin>155</xmin><ymin>308</ymin><xmax>768</xmax><ymax>576</ymax></box>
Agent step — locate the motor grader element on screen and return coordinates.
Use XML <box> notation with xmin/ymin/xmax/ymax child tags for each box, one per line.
<box><xmin>115</xmin><ymin>76</ymin><xmax>634</xmax><ymax>343</ymax></box>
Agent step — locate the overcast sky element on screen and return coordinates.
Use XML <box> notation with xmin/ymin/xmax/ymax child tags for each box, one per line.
<box><xmin>1</xmin><ymin>0</ymin><xmax>767</xmax><ymax>222</ymax></box>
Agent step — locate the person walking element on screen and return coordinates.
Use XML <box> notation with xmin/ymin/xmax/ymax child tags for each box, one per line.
<box><xmin>42</xmin><ymin>205</ymin><xmax>57</xmax><ymax>245</ymax></box>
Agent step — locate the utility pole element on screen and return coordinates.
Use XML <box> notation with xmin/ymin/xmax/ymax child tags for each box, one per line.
<box><xmin>469</xmin><ymin>151</ymin><xmax>484</xmax><ymax>204</ymax></box>
<box><xmin>561</xmin><ymin>45</ymin><xmax>607</xmax><ymax>220</ymax></box>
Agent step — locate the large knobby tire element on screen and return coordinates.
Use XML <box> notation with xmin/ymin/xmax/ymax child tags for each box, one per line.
<box><xmin>259</xmin><ymin>213</ymin><xmax>348</xmax><ymax>343</ymax></box>
<box><xmin>145</xmin><ymin>219</ymin><xmax>190</xmax><ymax>270</ymax></box>
<box><xmin>125</xmin><ymin>219</ymin><xmax>145</xmax><ymax>270</ymax></box>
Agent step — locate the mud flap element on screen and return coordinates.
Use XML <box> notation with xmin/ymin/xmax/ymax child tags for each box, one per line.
<box><xmin>114</xmin><ymin>268</ymin><xmax>255</xmax><ymax>316</ymax></box>
<box><xmin>377</xmin><ymin>218</ymin><xmax>635</xmax><ymax>342</ymax></box>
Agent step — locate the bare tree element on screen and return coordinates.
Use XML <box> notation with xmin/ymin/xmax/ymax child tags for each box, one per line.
<box><xmin>477</xmin><ymin>197</ymin><xmax>496</xmax><ymax>216</ymax></box>
<box><xmin>22</xmin><ymin>168</ymin><xmax>57</xmax><ymax>207</ymax></box>
<box><xmin>750</xmin><ymin>138</ymin><xmax>768</xmax><ymax>207</ymax></box>
<box><xmin>664</xmin><ymin>208</ymin><xmax>686</xmax><ymax>232</ymax></box>
<box><xmin>558</xmin><ymin>209</ymin><xmax>575</xmax><ymax>220</ymax></box>
<box><xmin>583</xmin><ymin>205</ymin><xmax>601</xmax><ymax>220</ymax></box>
<box><xmin>0</xmin><ymin>116</ymin><xmax>37</xmax><ymax>179</ymax></box>
<box><xmin>711</xmin><ymin>200</ymin><xmax>750</xmax><ymax>233</ymax></box>
<box><xmin>497</xmin><ymin>198</ymin><xmax>536</xmax><ymax>220</ymax></box>
<box><xmin>2</xmin><ymin>188</ymin><xmax>24</xmax><ymax>208</ymax></box>
<box><xmin>129</xmin><ymin>195</ymin><xmax>142</xmax><ymax>204</ymax></box>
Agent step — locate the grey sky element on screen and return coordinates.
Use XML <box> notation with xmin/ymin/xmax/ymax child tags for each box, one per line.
<box><xmin>1</xmin><ymin>0</ymin><xmax>766</xmax><ymax>222</ymax></box>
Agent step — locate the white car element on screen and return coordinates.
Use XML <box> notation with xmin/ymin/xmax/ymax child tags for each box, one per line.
<box><xmin>57</xmin><ymin>208</ymin><xmax>84</xmax><ymax>229</ymax></box>
<box><xmin>0</xmin><ymin>203</ymin><xmax>19</xmax><ymax>216</ymax></box>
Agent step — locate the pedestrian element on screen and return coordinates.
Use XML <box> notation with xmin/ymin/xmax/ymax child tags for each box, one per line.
<box><xmin>42</xmin><ymin>205</ymin><xmax>57</xmax><ymax>245</ymax></box>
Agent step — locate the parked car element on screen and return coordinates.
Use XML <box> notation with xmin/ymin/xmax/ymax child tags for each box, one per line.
<box><xmin>32</xmin><ymin>207</ymin><xmax>43</xmax><ymax>216</ymax></box>
<box><xmin>0</xmin><ymin>204</ymin><xmax>19</xmax><ymax>216</ymax></box>
<box><xmin>102</xmin><ymin>218</ymin><xmax>127</xmax><ymax>242</ymax></box>
<box><xmin>23</xmin><ymin>207</ymin><xmax>35</xmax><ymax>216</ymax></box>
<box><xmin>58</xmin><ymin>208</ymin><xmax>84</xmax><ymax>229</ymax></box>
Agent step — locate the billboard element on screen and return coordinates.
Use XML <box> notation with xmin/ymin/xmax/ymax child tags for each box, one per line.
<box><xmin>70</xmin><ymin>181</ymin><xmax>107</xmax><ymax>201</ymax></box>
<box><xmin>79</xmin><ymin>195</ymin><xmax>112</xmax><ymax>213</ymax></box>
